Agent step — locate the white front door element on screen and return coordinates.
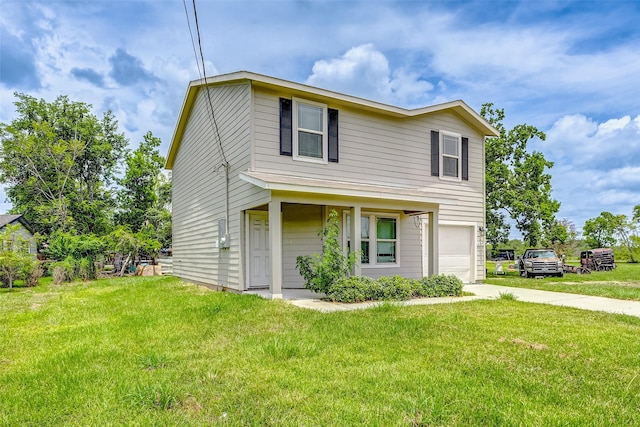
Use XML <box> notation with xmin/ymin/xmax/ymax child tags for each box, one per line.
<box><xmin>248</xmin><ymin>213</ymin><xmax>270</xmax><ymax>288</ymax></box>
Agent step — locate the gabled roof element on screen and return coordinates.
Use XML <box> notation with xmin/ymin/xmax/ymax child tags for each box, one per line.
<box><xmin>166</xmin><ymin>71</ymin><xmax>499</xmax><ymax>169</ymax></box>
<box><xmin>0</xmin><ymin>214</ymin><xmax>34</xmax><ymax>234</ymax></box>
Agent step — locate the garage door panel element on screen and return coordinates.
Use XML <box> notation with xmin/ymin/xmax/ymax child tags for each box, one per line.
<box><xmin>439</xmin><ymin>225</ymin><xmax>472</xmax><ymax>283</ymax></box>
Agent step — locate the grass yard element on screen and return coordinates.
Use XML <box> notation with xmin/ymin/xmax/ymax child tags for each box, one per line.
<box><xmin>485</xmin><ymin>261</ymin><xmax>640</xmax><ymax>301</ymax></box>
<box><xmin>2</xmin><ymin>276</ymin><xmax>640</xmax><ymax>426</ymax></box>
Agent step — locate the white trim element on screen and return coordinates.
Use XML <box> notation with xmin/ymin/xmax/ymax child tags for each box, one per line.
<box><xmin>432</xmin><ymin>221</ymin><xmax>479</xmax><ymax>283</ymax></box>
<box><xmin>292</xmin><ymin>97</ymin><xmax>328</xmax><ymax>164</ymax></box>
<box><xmin>343</xmin><ymin>211</ymin><xmax>400</xmax><ymax>268</ymax></box>
<box><xmin>439</xmin><ymin>129</ymin><xmax>462</xmax><ymax>182</ymax></box>
<box><xmin>246</xmin><ymin>211</ymin><xmax>270</xmax><ymax>289</ymax></box>
<box><xmin>238</xmin><ymin>171</ymin><xmax>454</xmax><ymax>205</ymax></box>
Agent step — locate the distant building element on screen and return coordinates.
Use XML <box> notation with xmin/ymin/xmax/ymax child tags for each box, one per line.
<box><xmin>0</xmin><ymin>214</ymin><xmax>37</xmax><ymax>255</ymax></box>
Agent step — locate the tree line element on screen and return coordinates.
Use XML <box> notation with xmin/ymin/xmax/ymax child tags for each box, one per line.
<box><xmin>482</xmin><ymin>103</ymin><xmax>640</xmax><ymax>261</ymax></box>
<box><xmin>0</xmin><ymin>92</ymin><xmax>171</xmax><ymax>285</ymax></box>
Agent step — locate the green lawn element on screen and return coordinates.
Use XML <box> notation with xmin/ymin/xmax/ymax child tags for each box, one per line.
<box><xmin>2</xmin><ymin>276</ymin><xmax>640</xmax><ymax>426</ymax></box>
<box><xmin>485</xmin><ymin>261</ymin><xmax>640</xmax><ymax>301</ymax></box>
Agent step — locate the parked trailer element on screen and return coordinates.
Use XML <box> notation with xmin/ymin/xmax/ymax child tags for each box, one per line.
<box><xmin>562</xmin><ymin>263</ymin><xmax>591</xmax><ymax>275</ymax></box>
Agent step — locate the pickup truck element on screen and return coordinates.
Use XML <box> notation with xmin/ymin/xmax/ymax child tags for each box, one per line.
<box><xmin>518</xmin><ymin>249</ymin><xmax>564</xmax><ymax>278</ymax></box>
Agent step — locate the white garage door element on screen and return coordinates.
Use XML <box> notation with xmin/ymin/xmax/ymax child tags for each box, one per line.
<box><xmin>439</xmin><ymin>225</ymin><xmax>473</xmax><ymax>283</ymax></box>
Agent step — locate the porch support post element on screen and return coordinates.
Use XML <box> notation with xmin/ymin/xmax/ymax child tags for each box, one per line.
<box><xmin>350</xmin><ymin>206</ymin><xmax>362</xmax><ymax>277</ymax></box>
<box><xmin>268</xmin><ymin>199</ymin><xmax>283</xmax><ymax>299</ymax></box>
<box><xmin>428</xmin><ymin>210</ymin><xmax>439</xmax><ymax>276</ymax></box>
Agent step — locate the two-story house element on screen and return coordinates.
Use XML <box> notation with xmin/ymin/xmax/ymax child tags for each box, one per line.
<box><xmin>166</xmin><ymin>71</ymin><xmax>498</xmax><ymax>298</ymax></box>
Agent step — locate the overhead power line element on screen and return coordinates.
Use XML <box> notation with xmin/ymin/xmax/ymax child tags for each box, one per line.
<box><xmin>183</xmin><ymin>0</ymin><xmax>228</xmax><ymax>167</ymax></box>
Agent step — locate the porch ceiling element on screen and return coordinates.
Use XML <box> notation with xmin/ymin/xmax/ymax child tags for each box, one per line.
<box><xmin>239</xmin><ymin>171</ymin><xmax>456</xmax><ymax>205</ymax></box>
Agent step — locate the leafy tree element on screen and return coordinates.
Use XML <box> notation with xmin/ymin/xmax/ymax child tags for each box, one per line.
<box><xmin>545</xmin><ymin>218</ymin><xmax>578</xmax><ymax>256</ymax></box>
<box><xmin>115</xmin><ymin>132</ymin><xmax>166</xmax><ymax>233</ymax></box>
<box><xmin>44</xmin><ymin>231</ymin><xmax>105</xmax><ymax>280</ymax></box>
<box><xmin>611</xmin><ymin>211</ymin><xmax>638</xmax><ymax>263</ymax></box>
<box><xmin>106</xmin><ymin>226</ymin><xmax>161</xmax><ymax>275</ymax></box>
<box><xmin>583</xmin><ymin>212</ymin><xmax>618</xmax><ymax>249</ymax></box>
<box><xmin>481</xmin><ymin>103</ymin><xmax>560</xmax><ymax>247</ymax></box>
<box><xmin>0</xmin><ymin>93</ymin><xmax>127</xmax><ymax>236</ymax></box>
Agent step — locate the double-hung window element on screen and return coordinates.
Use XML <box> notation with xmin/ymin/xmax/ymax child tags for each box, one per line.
<box><xmin>440</xmin><ymin>131</ymin><xmax>461</xmax><ymax>180</ymax></box>
<box><xmin>431</xmin><ymin>130</ymin><xmax>469</xmax><ymax>181</ymax></box>
<box><xmin>345</xmin><ymin>212</ymin><xmax>399</xmax><ymax>266</ymax></box>
<box><xmin>441</xmin><ymin>132</ymin><xmax>461</xmax><ymax>178</ymax></box>
<box><xmin>293</xmin><ymin>98</ymin><xmax>328</xmax><ymax>163</ymax></box>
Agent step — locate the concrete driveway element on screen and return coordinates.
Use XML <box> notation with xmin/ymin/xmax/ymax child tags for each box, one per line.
<box><xmin>278</xmin><ymin>285</ymin><xmax>640</xmax><ymax>317</ymax></box>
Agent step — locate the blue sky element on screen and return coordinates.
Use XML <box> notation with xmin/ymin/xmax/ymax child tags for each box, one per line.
<box><xmin>1</xmin><ymin>0</ymin><xmax>639</xmax><ymax>237</ymax></box>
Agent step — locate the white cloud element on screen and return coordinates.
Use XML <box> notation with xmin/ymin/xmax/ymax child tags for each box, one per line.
<box><xmin>595</xmin><ymin>116</ymin><xmax>633</xmax><ymax>136</ymax></box>
<box><xmin>306</xmin><ymin>44</ymin><xmax>434</xmax><ymax>107</ymax></box>
<box><xmin>542</xmin><ymin>115</ymin><xmax>640</xmax><ymax>231</ymax></box>
<box><xmin>543</xmin><ymin>113</ymin><xmax>640</xmax><ymax>170</ymax></box>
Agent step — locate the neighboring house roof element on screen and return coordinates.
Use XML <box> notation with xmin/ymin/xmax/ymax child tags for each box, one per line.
<box><xmin>166</xmin><ymin>71</ymin><xmax>500</xmax><ymax>169</ymax></box>
<box><xmin>0</xmin><ymin>214</ymin><xmax>35</xmax><ymax>234</ymax></box>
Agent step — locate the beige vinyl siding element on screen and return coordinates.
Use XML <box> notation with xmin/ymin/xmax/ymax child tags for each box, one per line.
<box><xmin>253</xmin><ymin>87</ymin><xmax>485</xmax><ymax>281</ymax></box>
<box><xmin>281</xmin><ymin>204</ymin><xmax>323</xmax><ymax>289</ymax></box>
<box><xmin>172</xmin><ymin>83</ymin><xmax>269</xmax><ymax>290</ymax></box>
<box><xmin>359</xmin><ymin>212</ymin><xmax>423</xmax><ymax>280</ymax></box>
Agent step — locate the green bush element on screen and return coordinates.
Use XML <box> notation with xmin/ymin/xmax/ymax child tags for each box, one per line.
<box><xmin>326</xmin><ymin>274</ymin><xmax>463</xmax><ymax>303</ymax></box>
<box><xmin>78</xmin><ymin>257</ymin><xmax>93</xmax><ymax>281</ymax></box>
<box><xmin>326</xmin><ymin>276</ymin><xmax>375</xmax><ymax>302</ymax></box>
<box><xmin>296</xmin><ymin>210</ymin><xmax>358</xmax><ymax>294</ymax></box>
<box><xmin>50</xmin><ymin>256</ymin><xmax>77</xmax><ymax>285</ymax></box>
<box><xmin>415</xmin><ymin>274</ymin><xmax>464</xmax><ymax>298</ymax></box>
<box><xmin>22</xmin><ymin>261</ymin><xmax>43</xmax><ymax>287</ymax></box>
<box><xmin>374</xmin><ymin>275</ymin><xmax>416</xmax><ymax>301</ymax></box>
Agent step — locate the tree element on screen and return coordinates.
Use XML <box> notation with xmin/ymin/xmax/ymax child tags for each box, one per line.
<box><xmin>610</xmin><ymin>211</ymin><xmax>638</xmax><ymax>263</ymax></box>
<box><xmin>583</xmin><ymin>209</ymin><xmax>639</xmax><ymax>262</ymax></box>
<box><xmin>115</xmin><ymin>132</ymin><xmax>166</xmax><ymax>233</ymax></box>
<box><xmin>583</xmin><ymin>212</ymin><xmax>618</xmax><ymax>249</ymax></box>
<box><xmin>0</xmin><ymin>93</ymin><xmax>127</xmax><ymax>236</ymax></box>
<box><xmin>481</xmin><ymin>103</ymin><xmax>560</xmax><ymax>247</ymax></box>
<box><xmin>545</xmin><ymin>218</ymin><xmax>578</xmax><ymax>256</ymax></box>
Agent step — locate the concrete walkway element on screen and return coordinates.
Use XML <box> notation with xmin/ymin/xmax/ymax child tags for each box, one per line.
<box><xmin>274</xmin><ymin>285</ymin><xmax>640</xmax><ymax>317</ymax></box>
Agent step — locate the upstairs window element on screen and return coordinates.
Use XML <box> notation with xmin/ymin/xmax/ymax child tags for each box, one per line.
<box><xmin>431</xmin><ymin>130</ymin><xmax>469</xmax><ymax>181</ymax></box>
<box><xmin>295</xmin><ymin>100</ymin><xmax>326</xmax><ymax>160</ymax></box>
<box><xmin>441</xmin><ymin>132</ymin><xmax>461</xmax><ymax>179</ymax></box>
<box><xmin>280</xmin><ymin>97</ymin><xmax>339</xmax><ymax>163</ymax></box>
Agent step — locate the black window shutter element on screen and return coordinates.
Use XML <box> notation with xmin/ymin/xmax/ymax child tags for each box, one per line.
<box><xmin>431</xmin><ymin>130</ymin><xmax>439</xmax><ymax>176</ymax></box>
<box><xmin>461</xmin><ymin>137</ymin><xmax>469</xmax><ymax>181</ymax></box>
<box><xmin>279</xmin><ymin>98</ymin><xmax>292</xmax><ymax>156</ymax></box>
<box><xmin>328</xmin><ymin>108</ymin><xmax>339</xmax><ymax>163</ymax></box>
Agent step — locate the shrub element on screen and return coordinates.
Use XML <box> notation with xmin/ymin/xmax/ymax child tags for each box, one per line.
<box><xmin>50</xmin><ymin>256</ymin><xmax>77</xmax><ymax>285</ymax></box>
<box><xmin>416</xmin><ymin>274</ymin><xmax>464</xmax><ymax>298</ymax></box>
<box><xmin>374</xmin><ymin>275</ymin><xmax>416</xmax><ymax>301</ymax></box>
<box><xmin>296</xmin><ymin>210</ymin><xmax>358</xmax><ymax>294</ymax></box>
<box><xmin>23</xmin><ymin>261</ymin><xmax>43</xmax><ymax>287</ymax></box>
<box><xmin>52</xmin><ymin>266</ymin><xmax>67</xmax><ymax>286</ymax></box>
<box><xmin>326</xmin><ymin>276</ymin><xmax>375</xmax><ymax>302</ymax></box>
<box><xmin>78</xmin><ymin>257</ymin><xmax>93</xmax><ymax>281</ymax></box>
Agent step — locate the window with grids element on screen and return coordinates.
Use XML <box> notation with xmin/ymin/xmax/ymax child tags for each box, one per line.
<box><xmin>441</xmin><ymin>132</ymin><xmax>461</xmax><ymax>179</ymax></box>
<box><xmin>345</xmin><ymin>213</ymin><xmax>398</xmax><ymax>265</ymax></box>
<box><xmin>293</xmin><ymin>98</ymin><xmax>327</xmax><ymax>162</ymax></box>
